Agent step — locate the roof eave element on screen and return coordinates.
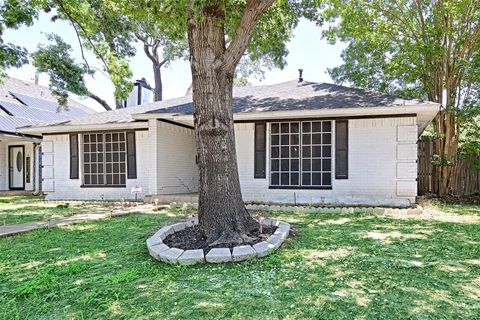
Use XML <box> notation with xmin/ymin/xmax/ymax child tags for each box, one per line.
<box><xmin>16</xmin><ymin>121</ymin><xmax>148</xmax><ymax>135</ymax></box>
<box><xmin>133</xmin><ymin>104</ymin><xmax>440</xmax><ymax>122</ymax></box>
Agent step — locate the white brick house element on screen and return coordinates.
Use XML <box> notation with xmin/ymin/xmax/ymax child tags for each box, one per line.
<box><xmin>18</xmin><ymin>80</ymin><xmax>439</xmax><ymax>207</ymax></box>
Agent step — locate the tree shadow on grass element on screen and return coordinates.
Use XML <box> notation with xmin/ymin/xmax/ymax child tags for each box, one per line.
<box><xmin>0</xmin><ymin>210</ymin><xmax>479</xmax><ymax>319</ymax></box>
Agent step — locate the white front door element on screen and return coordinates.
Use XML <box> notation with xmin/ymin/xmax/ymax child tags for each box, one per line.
<box><xmin>9</xmin><ymin>146</ymin><xmax>25</xmax><ymax>190</ymax></box>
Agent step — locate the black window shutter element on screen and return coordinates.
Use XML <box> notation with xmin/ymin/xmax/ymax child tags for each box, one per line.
<box><xmin>126</xmin><ymin>131</ymin><xmax>137</xmax><ymax>179</ymax></box>
<box><xmin>254</xmin><ymin>122</ymin><xmax>266</xmax><ymax>178</ymax></box>
<box><xmin>69</xmin><ymin>134</ymin><xmax>79</xmax><ymax>179</ymax></box>
<box><xmin>335</xmin><ymin>120</ymin><xmax>348</xmax><ymax>179</ymax></box>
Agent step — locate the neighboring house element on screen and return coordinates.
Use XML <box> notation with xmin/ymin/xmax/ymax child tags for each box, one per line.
<box><xmin>18</xmin><ymin>79</ymin><xmax>439</xmax><ymax>207</ymax></box>
<box><xmin>0</xmin><ymin>77</ymin><xmax>94</xmax><ymax>192</ymax></box>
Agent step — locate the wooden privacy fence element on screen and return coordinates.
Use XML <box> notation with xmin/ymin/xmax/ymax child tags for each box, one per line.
<box><xmin>418</xmin><ymin>137</ymin><xmax>480</xmax><ymax>195</ymax></box>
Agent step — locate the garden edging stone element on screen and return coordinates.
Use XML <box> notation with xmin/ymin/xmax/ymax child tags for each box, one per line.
<box><xmin>147</xmin><ymin>218</ymin><xmax>290</xmax><ymax>265</ymax></box>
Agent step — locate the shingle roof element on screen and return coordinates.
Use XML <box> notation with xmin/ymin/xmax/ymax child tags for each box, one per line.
<box><xmin>0</xmin><ymin>77</ymin><xmax>94</xmax><ymax>134</ymax></box>
<box><xmin>148</xmin><ymin>81</ymin><xmax>433</xmax><ymax>115</ymax></box>
<box><xmin>21</xmin><ymin>80</ymin><xmax>434</xmax><ymax>129</ymax></box>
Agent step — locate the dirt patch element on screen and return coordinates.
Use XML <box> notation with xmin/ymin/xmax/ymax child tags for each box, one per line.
<box><xmin>419</xmin><ymin>194</ymin><xmax>480</xmax><ymax>205</ymax></box>
<box><xmin>163</xmin><ymin>226</ymin><xmax>277</xmax><ymax>253</ymax></box>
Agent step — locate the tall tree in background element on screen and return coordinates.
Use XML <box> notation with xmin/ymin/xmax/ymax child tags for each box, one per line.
<box><xmin>322</xmin><ymin>0</ymin><xmax>480</xmax><ymax>195</ymax></box>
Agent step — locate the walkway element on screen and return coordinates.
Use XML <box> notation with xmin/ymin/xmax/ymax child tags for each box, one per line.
<box><xmin>0</xmin><ymin>204</ymin><xmax>155</xmax><ymax>237</ymax></box>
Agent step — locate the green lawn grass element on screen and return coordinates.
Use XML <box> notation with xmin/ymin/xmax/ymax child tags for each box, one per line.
<box><xmin>0</xmin><ymin>196</ymin><xmax>117</xmax><ymax>225</ymax></box>
<box><xmin>0</xmin><ymin>203</ymin><xmax>479</xmax><ymax>319</ymax></box>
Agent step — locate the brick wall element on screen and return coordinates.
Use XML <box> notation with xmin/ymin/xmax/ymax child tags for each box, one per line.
<box><xmin>42</xmin><ymin>121</ymin><xmax>199</xmax><ymax>200</ymax></box>
<box><xmin>236</xmin><ymin>117</ymin><xmax>418</xmax><ymax>207</ymax></box>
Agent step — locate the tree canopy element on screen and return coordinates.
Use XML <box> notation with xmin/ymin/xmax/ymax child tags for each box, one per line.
<box><xmin>321</xmin><ymin>0</ymin><xmax>480</xmax><ymax>194</ymax></box>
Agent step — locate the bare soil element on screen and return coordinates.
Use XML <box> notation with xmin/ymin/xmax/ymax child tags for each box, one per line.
<box><xmin>163</xmin><ymin>225</ymin><xmax>277</xmax><ymax>253</ymax></box>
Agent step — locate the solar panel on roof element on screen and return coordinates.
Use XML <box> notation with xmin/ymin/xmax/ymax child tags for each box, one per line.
<box><xmin>10</xmin><ymin>92</ymin><xmax>89</xmax><ymax>117</ymax></box>
<box><xmin>0</xmin><ymin>100</ymin><xmax>72</xmax><ymax>122</ymax></box>
<box><xmin>0</xmin><ymin>115</ymin><xmax>36</xmax><ymax>133</ymax></box>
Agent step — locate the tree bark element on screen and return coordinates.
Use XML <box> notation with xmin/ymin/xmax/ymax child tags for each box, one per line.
<box><xmin>88</xmin><ymin>92</ymin><xmax>112</xmax><ymax>111</ymax></box>
<box><xmin>432</xmin><ymin>109</ymin><xmax>458</xmax><ymax>195</ymax></box>
<box><xmin>153</xmin><ymin>62</ymin><xmax>163</xmax><ymax>101</ymax></box>
<box><xmin>187</xmin><ymin>3</ymin><xmax>266</xmax><ymax>246</ymax></box>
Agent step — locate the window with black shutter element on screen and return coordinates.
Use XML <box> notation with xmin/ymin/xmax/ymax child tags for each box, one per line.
<box><xmin>335</xmin><ymin>120</ymin><xmax>349</xmax><ymax>179</ymax></box>
<box><xmin>82</xmin><ymin>132</ymin><xmax>127</xmax><ymax>186</ymax></box>
<box><xmin>270</xmin><ymin>121</ymin><xmax>332</xmax><ymax>188</ymax></box>
<box><xmin>254</xmin><ymin>122</ymin><xmax>266</xmax><ymax>178</ymax></box>
<box><xmin>69</xmin><ymin>134</ymin><xmax>79</xmax><ymax>179</ymax></box>
<box><xmin>126</xmin><ymin>131</ymin><xmax>137</xmax><ymax>179</ymax></box>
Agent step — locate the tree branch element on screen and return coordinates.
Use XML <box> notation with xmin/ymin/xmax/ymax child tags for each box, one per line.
<box><xmin>217</xmin><ymin>0</ymin><xmax>275</xmax><ymax>72</ymax></box>
<box><xmin>54</xmin><ymin>0</ymin><xmax>111</xmax><ymax>73</ymax></box>
<box><xmin>88</xmin><ymin>92</ymin><xmax>112</xmax><ymax>111</ymax></box>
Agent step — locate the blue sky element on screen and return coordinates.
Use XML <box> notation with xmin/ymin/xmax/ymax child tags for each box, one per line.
<box><xmin>5</xmin><ymin>12</ymin><xmax>346</xmax><ymax>111</ymax></box>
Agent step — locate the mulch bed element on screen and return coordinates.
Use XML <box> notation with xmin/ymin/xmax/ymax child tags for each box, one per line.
<box><xmin>163</xmin><ymin>225</ymin><xmax>277</xmax><ymax>253</ymax></box>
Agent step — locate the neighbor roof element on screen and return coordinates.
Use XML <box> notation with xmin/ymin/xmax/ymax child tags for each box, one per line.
<box><xmin>0</xmin><ymin>77</ymin><xmax>94</xmax><ymax>134</ymax></box>
<box><xmin>19</xmin><ymin>80</ymin><xmax>437</xmax><ymax>130</ymax></box>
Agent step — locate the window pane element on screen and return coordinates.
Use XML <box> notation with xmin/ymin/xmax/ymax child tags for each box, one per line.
<box><xmin>291</xmin><ymin>173</ymin><xmax>299</xmax><ymax>185</ymax></box>
<box><xmin>323</xmin><ymin>173</ymin><xmax>332</xmax><ymax>186</ymax></box>
<box><xmin>302</xmin><ymin>122</ymin><xmax>311</xmax><ymax>132</ymax></box>
<box><xmin>271</xmin><ymin>147</ymin><xmax>279</xmax><ymax>158</ymax></box>
<box><xmin>313</xmin><ymin>146</ymin><xmax>323</xmax><ymax>157</ymax></box>
<box><xmin>271</xmin><ymin>160</ymin><xmax>279</xmax><ymax>171</ymax></box>
<box><xmin>291</xmin><ymin>159</ymin><xmax>299</xmax><ymax>171</ymax></box>
<box><xmin>281</xmin><ymin>123</ymin><xmax>289</xmax><ymax>133</ymax></box>
<box><xmin>291</xmin><ymin>146</ymin><xmax>299</xmax><ymax>157</ymax></box>
<box><xmin>302</xmin><ymin>159</ymin><xmax>311</xmax><ymax>171</ymax></box>
<box><xmin>271</xmin><ymin>135</ymin><xmax>279</xmax><ymax>145</ymax></box>
<box><xmin>281</xmin><ymin>159</ymin><xmax>289</xmax><ymax>171</ymax></box>
<box><xmin>271</xmin><ymin>123</ymin><xmax>279</xmax><ymax>134</ymax></box>
<box><xmin>281</xmin><ymin>173</ymin><xmax>289</xmax><ymax>185</ymax></box>
<box><xmin>280</xmin><ymin>147</ymin><xmax>289</xmax><ymax>158</ymax></box>
<box><xmin>312</xmin><ymin>159</ymin><xmax>322</xmax><ymax>171</ymax></box>
<box><xmin>302</xmin><ymin>146</ymin><xmax>311</xmax><ymax>158</ymax></box>
<box><xmin>312</xmin><ymin>134</ymin><xmax>322</xmax><ymax>144</ymax></box>
<box><xmin>291</xmin><ymin>134</ymin><xmax>299</xmax><ymax>145</ymax></box>
<box><xmin>302</xmin><ymin>134</ymin><xmax>311</xmax><ymax>145</ymax></box>
<box><xmin>291</xmin><ymin>123</ymin><xmax>299</xmax><ymax>133</ymax></box>
<box><xmin>323</xmin><ymin>121</ymin><xmax>332</xmax><ymax>132</ymax></box>
<box><xmin>322</xmin><ymin>159</ymin><xmax>331</xmax><ymax>171</ymax></box>
<box><xmin>302</xmin><ymin>173</ymin><xmax>311</xmax><ymax>185</ymax></box>
<box><xmin>323</xmin><ymin>146</ymin><xmax>332</xmax><ymax>156</ymax></box>
<box><xmin>312</xmin><ymin>173</ymin><xmax>322</xmax><ymax>185</ymax></box>
<box><xmin>323</xmin><ymin>133</ymin><xmax>331</xmax><ymax>144</ymax></box>
<box><xmin>281</xmin><ymin>135</ymin><xmax>289</xmax><ymax>145</ymax></box>
<box><xmin>312</xmin><ymin>122</ymin><xmax>322</xmax><ymax>132</ymax></box>
<box><xmin>271</xmin><ymin>173</ymin><xmax>279</xmax><ymax>185</ymax></box>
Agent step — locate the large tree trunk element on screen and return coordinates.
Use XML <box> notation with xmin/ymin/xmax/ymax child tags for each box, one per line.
<box><xmin>153</xmin><ymin>62</ymin><xmax>163</xmax><ymax>101</ymax></box>
<box><xmin>188</xmin><ymin>6</ymin><xmax>258</xmax><ymax>246</ymax></box>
